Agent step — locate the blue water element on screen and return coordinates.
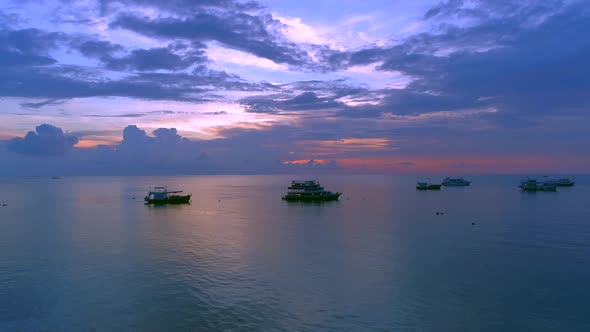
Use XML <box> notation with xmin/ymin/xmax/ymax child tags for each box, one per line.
<box><xmin>1</xmin><ymin>175</ymin><xmax>589</xmax><ymax>331</ymax></box>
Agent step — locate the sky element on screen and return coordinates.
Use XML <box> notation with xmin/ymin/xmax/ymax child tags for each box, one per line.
<box><xmin>0</xmin><ymin>0</ymin><xmax>589</xmax><ymax>175</ymax></box>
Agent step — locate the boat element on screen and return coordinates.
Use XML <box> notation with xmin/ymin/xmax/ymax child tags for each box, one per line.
<box><xmin>282</xmin><ymin>180</ymin><xmax>341</xmax><ymax>201</ymax></box>
<box><xmin>442</xmin><ymin>177</ymin><xmax>471</xmax><ymax>186</ymax></box>
<box><xmin>519</xmin><ymin>178</ymin><xmax>557</xmax><ymax>192</ymax></box>
<box><xmin>416</xmin><ymin>182</ymin><xmax>441</xmax><ymax>190</ymax></box>
<box><xmin>546</xmin><ymin>177</ymin><xmax>575</xmax><ymax>187</ymax></box>
<box><xmin>145</xmin><ymin>186</ymin><xmax>191</xmax><ymax>204</ymax></box>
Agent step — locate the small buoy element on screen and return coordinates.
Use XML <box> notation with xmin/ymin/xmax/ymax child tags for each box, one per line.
<box><xmin>440</xmin><ymin>212</ymin><xmax>444</xmax><ymax>215</ymax></box>
<box><xmin>218</xmin><ymin>199</ymin><xmax>221</xmax><ymax>203</ymax></box>
<box><xmin>472</xmin><ymin>222</ymin><xmax>476</xmax><ymax>225</ymax></box>
<box><xmin>436</xmin><ymin>212</ymin><xmax>440</xmax><ymax>215</ymax></box>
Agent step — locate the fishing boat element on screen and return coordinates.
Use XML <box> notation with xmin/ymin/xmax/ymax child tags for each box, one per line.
<box><xmin>282</xmin><ymin>180</ymin><xmax>341</xmax><ymax>201</ymax></box>
<box><xmin>442</xmin><ymin>177</ymin><xmax>471</xmax><ymax>186</ymax></box>
<box><xmin>416</xmin><ymin>181</ymin><xmax>441</xmax><ymax>190</ymax></box>
<box><xmin>145</xmin><ymin>186</ymin><xmax>191</xmax><ymax>204</ymax></box>
<box><xmin>519</xmin><ymin>178</ymin><xmax>557</xmax><ymax>192</ymax></box>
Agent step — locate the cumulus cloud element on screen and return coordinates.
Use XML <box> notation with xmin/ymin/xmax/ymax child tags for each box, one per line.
<box><xmin>6</xmin><ymin>124</ymin><xmax>79</xmax><ymax>156</ymax></box>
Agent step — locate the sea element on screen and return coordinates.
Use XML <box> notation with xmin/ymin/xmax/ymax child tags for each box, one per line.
<box><xmin>1</xmin><ymin>175</ymin><xmax>589</xmax><ymax>331</ymax></box>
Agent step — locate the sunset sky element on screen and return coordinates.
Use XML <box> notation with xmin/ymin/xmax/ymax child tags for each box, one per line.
<box><xmin>1</xmin><ymin>0</ymin><xmax>589</xmax><ymax>175</ymax></box>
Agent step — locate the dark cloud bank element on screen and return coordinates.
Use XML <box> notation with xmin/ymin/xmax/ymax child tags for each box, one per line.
<box><xmin>1</xmin><ymin>123</ymin><xmax>342</xmax><ymax>175</ymax></box>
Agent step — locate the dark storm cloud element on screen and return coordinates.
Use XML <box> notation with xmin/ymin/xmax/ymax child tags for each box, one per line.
<box><xmin>6</xmin><ymin>123</ymin><xmax>79</xmax><ymax>156</ymax></box>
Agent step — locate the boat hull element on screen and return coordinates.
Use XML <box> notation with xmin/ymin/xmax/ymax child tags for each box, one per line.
<box><xmin>442</xmin><ymin>182</ymin><xmax>470</xmax><ymax>187</ymax></box>
<box><xmin>282</xmin><ymin>192</ymin><xmax>341</xmax><ymax>202</ymax></box>
<box><xmin>519</xmin><ymin>186</ymin><xmax>556</xmax><ymax>192</ymax></box>
<box><xmin>417</xmin><ymin>185</ymin><xmax>441</xmax><ymax>190</ymax></box>
<box><xmin>556</xmin><ymin>182</ymin><xmax>575</xmax><ymax>187</ymax></box>
<box><xmin>145</xmin><ymin>194</ymin><xmax>192</xmax><ymax>204</ymax></box>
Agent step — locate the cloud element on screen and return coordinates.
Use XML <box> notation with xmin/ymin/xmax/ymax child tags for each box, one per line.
<box><xmin>0</xmin><ymin>61</ymin><xmax>266</xmax><ymax>104</ymax></box>
<box><xmin>20</xmin><ymin>98</ymin><xmax>65</xmax><ymax>109</ymax></box>
<box><xmin>282</xmin><ymin>159</ymin><xmax>340</xmax><ymax>170</ymax></box>
<box><xmin>109</xmin><ymin>8</ymin><xmax>314</xmax><ymax>68</ymax></box>
<box><xmin>6</xmin><ymin>124</ymin><xmax>79</xmax><ymax>156</ymax></box>
<box><xmin>75</xmin><ymin>39</ymin><xmax>124</xmax><ymax>59</ymax></box>
<box><xmin>101</xmin><ymin>0</ymin><xmax>263</xmax><ymax>15</ymax></box>
<box><xmin>0</xmin><ymin>28</ymin><xmax>64</xmax><ymax>67</ymax></box>
<box><xmin>0</xmin><ymin>26</ymin><xmax>274</xmax><ymax>106</ymax></box>
<box><xmin>241</xmin><ymin>91</ymin><xmax>346</xmax><ymax>113</ymax></box>
<box><xmin>316</xmin><ymin>0</ymin><xmax>590</xmax><ymax>123</ymax></box>
<box><xmin>2</xmin><ymin>120</ymin><xmax>590</xmax><ymax>175</ymax></box>
<box><xmin>104</xmin><ymin>45</ymin><xmax>207</xmax><ymax>71</ymax></box>
<box><xmin>73</xmin><ymin>39</ymin><xmax>209</xmax><ymax>72</ymax></box>
<box><xmin>0</xmin><ymin>10</ymin><xmax>23</xmax><ymax>28</ymax></box>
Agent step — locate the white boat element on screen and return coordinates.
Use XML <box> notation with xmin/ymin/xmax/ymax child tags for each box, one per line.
<box><xmin>519</xmin><ymin>178</ymin><xmax>557</xmax><ymax>192</ymax></box>
<box><xmin>441</xmin><ymin>177</ymin><xmax>471</xmax><ymax>186</ymax></box>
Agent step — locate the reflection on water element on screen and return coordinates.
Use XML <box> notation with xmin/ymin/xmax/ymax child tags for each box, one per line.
<box><xmin>0</xmin><ymin>175</ymin><xmax>589</xmax><ymax>331</ymax></box>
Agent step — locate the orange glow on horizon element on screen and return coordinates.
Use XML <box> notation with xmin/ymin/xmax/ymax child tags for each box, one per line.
<box><xmin>282</xmin><ymin>159</ymin><xmax>332</xmax><ymax>165</ymax></box>
<box><xmin>295</xmin><ymin>137</ymin><xmax>397</xmax><ymax>157</ymax></box>
<box><xmin>75</xmin><ymin>138</ymin><xmax>120</xmax><ymax>148</ymax></box>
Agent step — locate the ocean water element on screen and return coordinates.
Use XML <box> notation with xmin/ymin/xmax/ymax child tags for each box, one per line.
<box><xmin>1</xmin><ymin>175</ymin><xmax>589</xmax><ymax>331</ymax></box>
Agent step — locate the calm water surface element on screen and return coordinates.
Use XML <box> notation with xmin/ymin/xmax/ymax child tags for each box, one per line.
<box><xmin>1</xmin><ymin>175</ymin><xmax>589</xmax><ymax>331</ymax></box>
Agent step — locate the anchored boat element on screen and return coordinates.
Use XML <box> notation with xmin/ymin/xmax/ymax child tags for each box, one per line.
<box><xmin>546</xmin><ymin>177</ymin><xmax>575</xmax><ymax>187</ymax></box>
<box><xmin>519</xmin><ymin>178</ymin><xmax>557</xmax><ymax>192</ymax></box>
<box><xmin>282</xmin><ymin>180</ymin><xmax>341</xmax><ymax>202</ymax></box>
<box><xmin>145</xmin><ymin>186</ymin><xmax>191</xmax><ymax>204</ymax></box>
<box><xmin>442</xmin><ymin>177</ymin><xmax>471</xmax><ymax>186</ymax></box>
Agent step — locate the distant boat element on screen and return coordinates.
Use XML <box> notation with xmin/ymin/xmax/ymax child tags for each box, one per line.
<box><xmin>51</xmin><ymin>176</ymin><xmax>60</xmax><ymax>179</ymax></box>
<box><xmin>145</xmin><ymin>186</ymin><xmax>191</xmax><ymax>204</ymax></box>
<box><xmin>282</xmin><ymin>180</ymin><xmax>341</xmax><ymax>201</ymax></box>
<box><xmin>416</xmin><ymin>182</ymin><xmax>441</xmax><ymax>190</ymax></box>
<box><xmin>442</xmin><ymin>177</ymin><xmax>471</xmax><ymax>186</ymax></box>
<box><xmin>519</xmin><ymin>178</ymin><xmax>557</xmax><ymax>192</ymax></box>
<box><xmin>545</xmin><ymin>177</ymin><xmax>575</xmax><ymax>187</ymax></box>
